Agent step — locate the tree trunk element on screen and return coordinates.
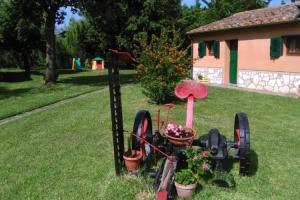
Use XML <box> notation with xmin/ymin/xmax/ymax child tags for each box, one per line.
<box><xmin>44</xmin><ymin>8</ymin><xmax>58</xmax><ymax>84</ymax></box>
<box><xmin>22</xmin><ymin>51</ymin><xmax>31</xmax><ymax>80</ymax></box>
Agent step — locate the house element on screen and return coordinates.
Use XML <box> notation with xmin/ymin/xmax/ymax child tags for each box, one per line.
<box><xmin>187</xmin><ymin>2</ymin><xmax>300</xmax><ymax>96</ymax></box>
<box><xmin>92</xmin><ymin>57</ymin><xmax>105</xmax><ymax>70</ymax></box>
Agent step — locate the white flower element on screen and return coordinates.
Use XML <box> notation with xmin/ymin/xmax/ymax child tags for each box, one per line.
<box><xmin>178</xmin><ymin>125</ymin><xmax>183</xmax><ymax>131</ymax></box>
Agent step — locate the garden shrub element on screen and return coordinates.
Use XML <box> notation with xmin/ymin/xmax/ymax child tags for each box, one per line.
<box><xmin>136</xmin><ymin>29</ymin><xmax>190</xmax><ymax>104</ymax></box>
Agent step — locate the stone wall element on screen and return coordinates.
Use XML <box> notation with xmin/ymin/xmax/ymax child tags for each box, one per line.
<box><xmin>193</xmin><ymin>67</ymin><xmax>223</xmax><ymax>84</ymax></box>
<box><xmin>238</xmin><ymin>70</ymin><xmax>300</xmax><ymax>95</ymax></box>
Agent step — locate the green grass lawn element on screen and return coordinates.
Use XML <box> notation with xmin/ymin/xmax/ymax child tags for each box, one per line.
<box><xmin>0</xmin><ymin>69</ymin><xmax>135</xmax><ymax>119</ymax></box>
<box><xmin>0</xmin><ymin>84</ymin><xmax>300</xmax><ymax>199</ymax></box>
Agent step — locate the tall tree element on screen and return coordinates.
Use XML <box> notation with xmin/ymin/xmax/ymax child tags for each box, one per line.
<box><xmin>121</xmin><ymin>0</ymin><xmax>182</xmax><ymax>52</ymax></box>
<box><xmin>195</xmin><ymin>0</ymin><xmax>201</xmax><ymax>8</ymax></box>
<box><xmin>82</xmin><ymin>0</ymin><xmax>128</xmax><ymax>54</ymax></box>
<box><xmin>37</xmin><ymin>0</ymin><xmax>80</xmax><ymax>84</ymax></box>
<box><xmin>60</xmin><ymin>18</ymin><xmax>85</xmax><ymax>57</ymax></box>
<box><xmin>202</xmin><ymin>0</ymin><xmax>272</xmax><ymax>22</ymax></box>
<box><xmin>0</xmin><ymin>0</ymin><xmax>42</xmax><ymax>78</ymax></box>
<box><xmin>57</xmin><ymin>18</ymin><xmax>95</xmax><ymax>59</ymax></box>
<box><xmin>83</xmin><ymin>0</ymin><xmax>182</xmax><ymax>54</ymax></box>
<box><xmin>177</xmin><ymin>4</ymin><xmax>204</xmax><ymax>33</ymax></box>
<box><xmin>178</xmin><ymin>0</ymin><xmax>272</xmax><ymax>34</ymax></box>
<box><xmin>3</xmin><ymin>0</ymin><xmax>81</xmax><ymax>83</ymax></box>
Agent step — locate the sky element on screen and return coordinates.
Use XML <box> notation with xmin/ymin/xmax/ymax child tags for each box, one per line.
<box><xmin>56</xmin><ymin>0</ymin><xmax>292</xmax><ymax>30</ymax></box>
<box><xmin>56</xmin><ymin>7</ymin><xmax>81</xmax><ymax>31</ymax></box>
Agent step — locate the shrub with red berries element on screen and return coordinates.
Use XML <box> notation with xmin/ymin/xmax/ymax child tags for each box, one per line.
<box><xmin>136</xmin><ymin>28</ymin><xmax>190</xmax><ymax>104</ymax></box>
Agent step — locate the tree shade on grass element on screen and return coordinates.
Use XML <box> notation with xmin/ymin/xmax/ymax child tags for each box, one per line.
<box><xmin>0</xmin><ymin>84</ymin><xmax>300</xmax><ymax>199</ymax></box>
<box><xmin>0</xmin><ymin>69</ymin><xmax>135</xmax><ymax>119</ymax></box>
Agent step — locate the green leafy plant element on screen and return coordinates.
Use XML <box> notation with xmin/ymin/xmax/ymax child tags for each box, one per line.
<box><xmin>123</xmin><ymin>134</ymin><xmax>137</xmax><ymax>158</ymax></box>
<box><xmin>175</xmin><ymin>169</ymin><xmax>198</xmax><ymax>186</ymax></box>
<box><xmin>127</xmin><ymin>134</ymin><xmax>133</xmax><ymax>152</ymax></box>
<box><xmin>175</xmin><ymin>148</ymin><xmax>212</xmax><ymax>186</ymax></box>
<box><xmin>197</xmin><ymin>74</ymin><xmax>204</xmax><ymax>80</ymax></box>
<box><xmin>136</xmin><ymin>28</ymin><xmax>190</xmax><ymax>104</ymax></box>
<box><xmin>184</xmin><ymin>148</ymin><xmax>212</xmax><ymax>178</ymax></box>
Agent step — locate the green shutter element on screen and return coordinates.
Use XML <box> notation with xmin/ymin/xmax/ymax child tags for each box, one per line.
<box><xmin>270</xmin><ymin>37</ymin><xmax>283</xmax><ymax>58</ymax></box>
<box><xmin>213</xmin><ymin>40</ymin><xmax>220</xmax><ymax>58</ymax></box>
<box><xmin>198</xmin><ymin>42</ymin><xmax>206</xmax><ymax>58</ymax></box>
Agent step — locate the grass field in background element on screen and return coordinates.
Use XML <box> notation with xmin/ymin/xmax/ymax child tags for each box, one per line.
<box><xmin>1</xmin><ymin>84</ymin><xmax>300</xmax><ymax>199</ymax></box>
<box><xmin>0</xmin><ymin>69</ymin><xmax>135</xmax><ymax>119</ymax></box>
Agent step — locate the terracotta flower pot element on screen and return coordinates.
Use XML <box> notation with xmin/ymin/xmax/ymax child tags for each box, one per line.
<box><xmin>123</xmin><ymin>150</ymin><xmax>142</xmax><ymax>172</ymax></box>
<box><xmin>175</xmin><ymin>182</ymin><xmax>197</xmax><ymax>199</ymax></box>
<box><xmin>164</xmin><ymin>128</ymin><xmax>196</xmax><ymax>146</ymax></box>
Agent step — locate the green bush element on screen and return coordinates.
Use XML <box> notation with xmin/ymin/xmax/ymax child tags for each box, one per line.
<box><xmin>184</xmin><ymin>148</ymin><xmax>212</xmax><ymax>178</ymax></box>
<box><xmin>136</xmin><ymin>29</ymin><xmax>190</xmax><ymax>104</ymax></box>
<box><xmin>175</xmin><ymin>169</ymin><xmax>198</xmax><ymax>185</ymax></box>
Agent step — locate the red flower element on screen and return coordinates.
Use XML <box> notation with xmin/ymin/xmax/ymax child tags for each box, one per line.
<box><xmin>202</xmin><ymin>163</ymin><xmax>209</xmax><ymax>171</ymax></box>
<box><xmin>202</xmin><ymin>151</ymin><xmax>209</xmax><ymax>158</ymax></box>
<box><xmin>192</xmin><ymin>156</ymin><xmax>198</xmax><ymax>161</ymax></box>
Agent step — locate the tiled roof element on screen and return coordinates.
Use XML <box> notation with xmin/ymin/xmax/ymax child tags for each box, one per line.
<box><xmin>188</xmin><ymin>3</ymin><xmax>300</xmax><ymax>34</ymax></box>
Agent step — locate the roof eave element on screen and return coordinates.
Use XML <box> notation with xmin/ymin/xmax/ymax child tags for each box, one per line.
<box><xmin>186</xmin><ymin>19</ymin><xmax>300</xmax><ymax>36</ymax></box>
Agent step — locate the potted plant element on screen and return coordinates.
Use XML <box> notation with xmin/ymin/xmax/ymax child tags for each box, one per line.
<box><xmin>196</xmin><ymin>74</ymin><xmax>209</xmax><ymax>84</ymax></box>
<box><xmin>175</xmin><ymin>148</ymin><xmax>212</xmax><ymax>198</ymax></box>
<box><xmin>123</xmin><ymin>134</ymin><xmax>142</xmax><ymax>172</ymax></box>
<box><xmin>164</xmin><ymin>123</ymin><xmax>196</xmax><ymax>145</ymax></box>
<box><xmin>175</xmin><ymin>169</ymin><xmax>198</xmax><ymax>199</ymax></box>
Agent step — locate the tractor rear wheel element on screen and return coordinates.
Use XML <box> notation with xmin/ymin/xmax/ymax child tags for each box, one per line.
<box><xmin>132</xmin><ymin>110</ymin><xmax>153</xmax><ymax>158</ymax></box>
<box><xmin>234</xmin><ymin>112</ymin><xmax>250</xmax><ymax>176</ymax></box>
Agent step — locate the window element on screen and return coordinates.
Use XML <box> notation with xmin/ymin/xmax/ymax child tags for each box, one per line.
<box><xmin>270</xmin><ymin>37</ymin><xmax>283</xmax><ymax>58</ymax></box>
<box><xmin>207</xmin><ymin>41</ymin><xmax>214</xmax><ymax>55</ymax></box>
<box><xmin>287</xmin><ymin>36</ymin><xmax>300</xmax><ymax>54</ymax></box>
<box><xmin>198</xmin><ymin>42</ymin><xmax>206</xmax><ymax>58</ymax></box>
<box><xmin>198</xmin><ymin>40</ymin><xmax>219</xmax><ymax>58</ymax></box>
<box><xmin>213</xmin><ymin>40</ymin><xmax>220</xmax><ymax>58</ymax></box>
<box><xmin>207</xmin><ymin>40</ymin><xmax>220</xmax><ymax>58</ymax></box>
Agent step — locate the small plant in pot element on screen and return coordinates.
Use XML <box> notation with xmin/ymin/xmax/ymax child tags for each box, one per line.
<box><xmin>123</xmin><ymin>134</ymin><xmax>142</xmax><ymax>172</ymax></box>
<box><xmin>196</xmin><ymin>74</ymin><xmax>209</xmax><ymax>84</ymax></box>
<box><xmin>175</xmin><ymin>169</ymin><xmax>198</xmax><ymax>199</ymax></box>
<box><xmin>175</xmin><ymin>148</ymin><xmax>212</xmax><ymax>198</ymax></box>
<box><xmin>197</xmin><ymin>74</ymin><xmax>204</xmax><ymax>81</ymax></box>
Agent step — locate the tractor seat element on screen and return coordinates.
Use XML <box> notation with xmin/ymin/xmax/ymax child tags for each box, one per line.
<box><xmin>175</xmin><ymin>80</ymin><xmax>208</xmax><ymax>100</ymax></box>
